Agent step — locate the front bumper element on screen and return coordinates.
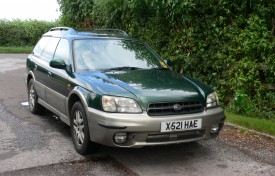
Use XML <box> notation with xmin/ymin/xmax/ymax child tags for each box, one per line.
<box><xmin>86</xmin><ymin>107</ymin><xmax>225</xmax><ymax>147</ymax></box>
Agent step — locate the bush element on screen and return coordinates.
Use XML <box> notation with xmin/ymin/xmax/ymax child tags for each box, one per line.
<box><xmin>0</xmin><ymin>20</ymin><xmax>59</xmax><ymax>46</ymax></box>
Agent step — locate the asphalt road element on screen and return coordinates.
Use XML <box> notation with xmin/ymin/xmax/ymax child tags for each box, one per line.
<box><xmin>0</xmin><ymin>54</ymin><xmax>274</xmax><ymax>176</ymax></box>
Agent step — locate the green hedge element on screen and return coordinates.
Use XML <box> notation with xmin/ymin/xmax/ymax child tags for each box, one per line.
<box><xmin>0</xmin><ymin>20</ymin><xmax>59</xmax><ymax>47</ymax></box>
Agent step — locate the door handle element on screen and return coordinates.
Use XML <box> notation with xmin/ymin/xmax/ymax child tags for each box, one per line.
<box><xmin>48</xmin><ymin>71</ymin><xmax>52</xmax><ymax>77</ymax></box>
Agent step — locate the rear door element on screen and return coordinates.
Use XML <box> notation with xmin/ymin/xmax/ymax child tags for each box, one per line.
<box><xmin>30</xmin><ymin>37</ymin><xmax>60</xmax><ymax>102</ymax></box>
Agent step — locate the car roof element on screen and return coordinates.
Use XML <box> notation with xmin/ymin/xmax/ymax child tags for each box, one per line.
<box><xmin>43</xmin><ymin>27</ymin><xmax>137</xmax><ymax>41</ymax></box>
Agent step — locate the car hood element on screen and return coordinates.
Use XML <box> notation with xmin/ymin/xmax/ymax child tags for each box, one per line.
<box><xmin>75</xmin><ymin>70</ymin><xmax>211</xmax><ymax>109</ymax></box>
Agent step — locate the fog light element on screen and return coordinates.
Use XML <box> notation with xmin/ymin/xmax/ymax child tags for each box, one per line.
<box><xmin>114</xmin><ymin>132</ymin><xmax>127</xmax><ymax>144</ymax></box>
<box><xmin>210</xmin><ymin>125</ymin><xmax>220</xmax><ymax>134</ymax></box>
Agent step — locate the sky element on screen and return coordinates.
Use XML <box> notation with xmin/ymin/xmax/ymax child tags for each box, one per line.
<box><xmin>0</xmin><ymin>0</ymin><xmax>60</xmax><ymax>21</ymax></box>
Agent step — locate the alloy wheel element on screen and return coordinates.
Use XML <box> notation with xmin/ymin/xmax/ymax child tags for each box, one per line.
<box><xmin>73</xmin><ymin>110</ymin><xmax>85</xmax><ymax>146</ymax></box>
<box><xmin>29</xmin><ymin>83</ymin><xmax>35</xmax><ymax>109</ymax></box>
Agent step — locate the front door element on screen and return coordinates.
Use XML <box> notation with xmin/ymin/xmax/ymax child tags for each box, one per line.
<box><xmin>45</xmin><ymin>39</ymin><xmax>70</xmax><ymax>116</ymax></box>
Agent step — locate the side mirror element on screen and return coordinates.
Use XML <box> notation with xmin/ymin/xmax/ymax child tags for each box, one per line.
<box><xmin>164</xmin><ymin>59</ymin><xmax>172</xmax><ymax>67</ymax></box>
<box><xmin>49</xmin><ymin>59</ymin><xmax>67</xmax><ymax>69</ymax></box>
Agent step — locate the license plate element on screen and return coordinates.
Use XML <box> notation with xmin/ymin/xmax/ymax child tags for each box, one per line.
<box><xmin>160</xmin><ymin>119</ymin><xmax>202</xmax><ymax>132</ymax></box>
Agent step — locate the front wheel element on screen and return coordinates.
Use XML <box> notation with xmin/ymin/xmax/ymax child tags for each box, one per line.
<box><xmin>28</xmin><ymin>79</ymin><xmax>44</xmax><ymax>114</ymax></box>
<box><xmin>70</xmin><ymin>101</ymin><xmax>97</xmax><ymax>155</ymax></box>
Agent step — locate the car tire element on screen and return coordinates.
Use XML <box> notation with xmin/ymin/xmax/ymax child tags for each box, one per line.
<box><xmin>28</xmin><ymin>79</ymin><xmax>44</xmax><ymax>114</ymax></box>
<box><xmin>70</xmin><ymin>101</ymin><xmax>97</xmax><ymax>155</ymax></box>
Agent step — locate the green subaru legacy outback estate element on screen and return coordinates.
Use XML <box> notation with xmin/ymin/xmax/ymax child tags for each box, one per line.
<box><xmin>25</xmin><ymin>27</ymin><xmax>225</xmax><ymax>155</ymax></box>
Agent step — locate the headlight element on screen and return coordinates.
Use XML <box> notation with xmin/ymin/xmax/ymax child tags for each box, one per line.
<box><xmin>102</xmin><ymin>95</ymin><xmax>142</xmax><ymax>113</ymax></box>
<box><xmin>206</xmin><ymin>92</ymin><xmax>219</xmax><ymax>108</ymax></box>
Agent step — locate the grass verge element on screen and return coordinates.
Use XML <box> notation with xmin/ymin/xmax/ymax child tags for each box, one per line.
<box><xmin>225</xmin><ymin>111</ymin><xmax>275</xmax><ymax>136</ymax></box>
<box><xmin>0</xmin><ymin>46</ymin><xmax>33</xmax><ymax>53</ymax></box>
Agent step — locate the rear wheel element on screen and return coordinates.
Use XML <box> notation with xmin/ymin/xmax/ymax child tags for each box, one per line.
<box><xmin>28</xmin><ymin>79</ymin><xmax>44</xmax><ymax>114</ymax></box>
<box><xmin>71</xmin><ymin>101</ymin><xmax>97</xmax><ymax>155</ymax></box>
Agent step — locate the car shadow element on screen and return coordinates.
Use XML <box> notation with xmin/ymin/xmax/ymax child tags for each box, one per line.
<box><xmin>95</xmin><ymin>139</ymin><xmax>218</xmax><ymax>168</ymax></box>
<box><xmin>34</xmin><ymin>109</ymin><xmax>71</xmax><ymax>138</ymax></box>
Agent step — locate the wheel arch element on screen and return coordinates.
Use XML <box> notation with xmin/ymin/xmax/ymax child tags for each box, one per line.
<box><xmin>67</xmin><ymin>87</ymin><xmax>89</xmax><ymax>119</ymax></box>
<box><xmin>27</xmin><ymin>71</ymin><xmax>35</xmax><ymax>85</ymax></box>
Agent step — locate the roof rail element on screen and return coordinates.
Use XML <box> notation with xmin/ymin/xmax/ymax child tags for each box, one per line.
<box><xmin>47</xmin><ymin>27</ymin><xmax>77</xmax><ymax>35</ymax></box>
<box><xmin>92</xmin><ymin>29</ymin><xmax>128</xmax><ymax>36</ymax></box>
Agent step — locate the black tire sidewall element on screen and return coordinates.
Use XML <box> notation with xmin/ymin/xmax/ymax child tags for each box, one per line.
<box><xmin>28</xmin><ymin>79</ymin><xmax>40</xmax><ymax>114</ymax></box>
<box><xmin>70</xmin><ymin>101</ymin><xmax>93</xmax><ymax>155</ymax></box>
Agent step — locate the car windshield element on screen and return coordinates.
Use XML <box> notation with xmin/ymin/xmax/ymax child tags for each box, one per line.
<box><xmin>73</xmin><ymin>39</ymin><xmax>167</xmax><ymax>71</ymax></box>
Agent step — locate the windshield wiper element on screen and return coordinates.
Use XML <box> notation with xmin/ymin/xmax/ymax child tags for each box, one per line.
<box><xmin>104</xmin><ymin>66</ymin><xmax>143</xmax><ymax>72</ymax></box>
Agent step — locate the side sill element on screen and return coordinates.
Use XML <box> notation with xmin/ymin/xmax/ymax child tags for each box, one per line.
<box><xmin>38</xmin><ymin>98</ymin><xmax>70</xmax><ymax>126</ymax></box>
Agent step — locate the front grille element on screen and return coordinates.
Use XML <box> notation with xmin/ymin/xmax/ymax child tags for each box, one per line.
<box><xmin>147</xmin><ymin>101</ymin><xmax>203</xmax><ymax>116</ymax></box>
